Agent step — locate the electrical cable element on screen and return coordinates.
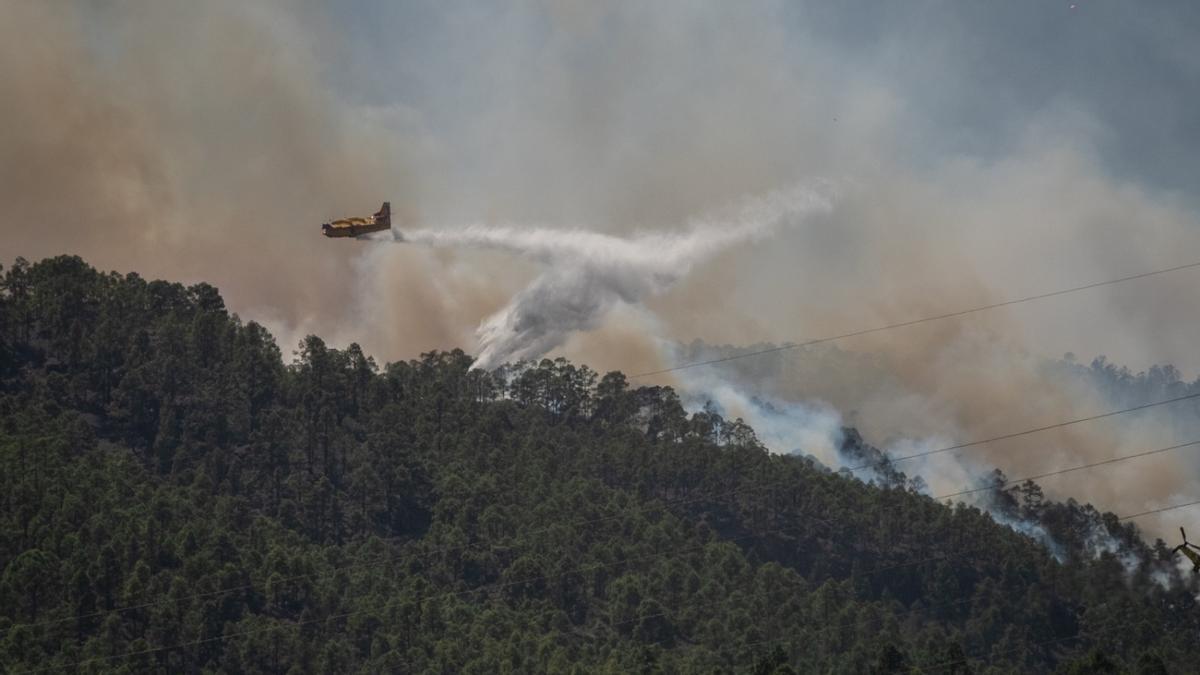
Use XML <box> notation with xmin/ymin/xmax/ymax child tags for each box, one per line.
<box><xmin>632</xmin><ymin>259</ymin><xmax>1200</xmax><ymax>378</ymax></box>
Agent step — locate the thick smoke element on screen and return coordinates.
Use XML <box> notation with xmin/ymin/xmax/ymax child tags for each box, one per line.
<box><xmin>5</xmin><ymin>1</ymin><xmax>1200</xmax><ymax>548</ymax></box>
<box><xmin>386</xmin><ymin>185</ymin><xmax>831</xmax><ymax>369</ymax></box>
<box><xmin>0</xmin><ymin>1</ymin><xmax>432</xmax><ymax>354</ymax></box>
<box><xmin>673</xmin><ymin>338</ymin><xmax>1200</xmax><ymax>548</ymax></box>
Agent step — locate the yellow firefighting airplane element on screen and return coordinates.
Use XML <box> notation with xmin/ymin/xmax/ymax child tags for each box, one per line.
<box><xmin>321</xmin><ymin>202</ymin><xmax>391</xmax><ymax>238</ymax></box>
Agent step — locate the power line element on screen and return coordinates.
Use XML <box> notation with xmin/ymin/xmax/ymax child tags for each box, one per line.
<box><xmin>935</xmin><ymin>440</ymin><xmax>1200</xmax><ymax>501</ymax></box>
<box><xmin>10</xmin><ymin>257</ymin><xmax>1200</xmax><ymax>667</ymax></box>
<box><xmin>632</xmin><ymin>259</ymin><xmax>1200</xmax><ymax>378</ymax></box>
<box><xmin>920</xmin><ymin>439</ymin><xmax>1200</xmax><ymax>520</ymax></box>
<box><xmin>14</xmin><ymin>254</ymin><xmax>1200</xmax><ymax>659</ymax></box>
<box><xmin>1119</xmin><ymin>498</ymin><xmax>1200</xmax><ymax>522</ymax></box>
<box><xmin>848</xmin><ymin>391</ymin><xmax>1200</xmax><ymax>473</ymax></box>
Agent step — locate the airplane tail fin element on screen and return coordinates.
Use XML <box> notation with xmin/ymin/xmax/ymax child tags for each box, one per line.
<box><xmin>375</xmin><ymin>201</ymin><xmax>391</xmax><ymax>226</ymax></box>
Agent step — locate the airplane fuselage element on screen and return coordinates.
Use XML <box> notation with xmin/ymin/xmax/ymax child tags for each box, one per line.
<box><xmin>322</xmin><ymin>222</ymin><xmax>390</xmax><ymax>238</ymax></box>
<box><xmin>321</xmin><ymin>201</ymin><xmax>392</xmax><ymax>238</ymax></box>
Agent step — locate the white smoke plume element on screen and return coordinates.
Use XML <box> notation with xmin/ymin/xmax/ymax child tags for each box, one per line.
<box><xmin>5</xmin><ymin>1</ymin><xmax>1198</xmax><ymax>554</ymax></box>
<box><xmin>381</xmin><ymin>184</ymin><xmax>832</xmax><ymax>369</ymax></box>
<box><xmin>668</xmin><ymin>344</ymin><xmax>1158</xmax><ymax>567</ymax></box>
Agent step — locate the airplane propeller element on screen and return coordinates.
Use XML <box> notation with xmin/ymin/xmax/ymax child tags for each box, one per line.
<box><xmin>1178</xmin><ymin>527</ymin><xmax>1200</xmax><ymax>552</ymax></box>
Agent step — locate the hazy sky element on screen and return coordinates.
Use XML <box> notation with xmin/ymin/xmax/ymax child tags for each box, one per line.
<box><xmin>5</xmin><ymin>0</ymin><xmax>1199</xmax><ymax>373</ymax></box>
<box><xmin>333</xmin><ymin>1</ymin><xmax>1200</xmax><ymax>201</ymax></box>
<box><xmin>5</xmin><ymin>1</ymin><xmax>1198</xmax><ymax>364</ymax></box>
<box><xmin>4</xmin><ymin>1</ymin><xmax>1200</xmax><ymax>535</ymax></box>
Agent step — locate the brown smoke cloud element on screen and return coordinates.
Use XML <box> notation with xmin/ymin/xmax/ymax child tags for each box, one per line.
<box><xmin>0</xmin><ymin>1</ymin><xmax>456</xmax><ymax>356</ymax></box>
<box><xmin>3</xmin><ymin>2</ymin><xmax>1200</xmax><ymax>542</ymax></box>
<box><xmin>663</xmin><ymin>144</ymin><xmax>1200</xmax><ymax>542</ymax></box>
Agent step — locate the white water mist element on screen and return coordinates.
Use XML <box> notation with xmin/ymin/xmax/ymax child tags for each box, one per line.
<box><xmin>382</xmin><ymin>184</ymin><xmax>833</xmax><ymax>369</ymax></box>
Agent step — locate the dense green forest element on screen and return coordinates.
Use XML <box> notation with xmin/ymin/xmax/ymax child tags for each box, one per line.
<box><xmin>2</xmin><ymin>255</ymin><xmax>1199</xmax><ymax>673</ymax></box>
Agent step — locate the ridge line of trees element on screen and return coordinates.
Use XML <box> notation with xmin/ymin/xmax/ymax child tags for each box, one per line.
<box><xmin>2</xmin><ymin>255</ymin><xmax>1196</xmax><ymax>673</ymax></box>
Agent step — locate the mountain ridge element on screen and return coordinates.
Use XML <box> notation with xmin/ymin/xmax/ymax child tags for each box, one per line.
<box><xmin>1</xmin><ymin>255</ymin><xmax>1196</xmax><ymax>673</ymax></box>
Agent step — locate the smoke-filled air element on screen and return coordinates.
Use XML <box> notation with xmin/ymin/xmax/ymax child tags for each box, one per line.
<box><xmin>11</xmin><ymin>2</ymin><xmax>1200</xmax><ymax>670</ymax></box>
<box><xmin>387</xmin><ymin>185</ymin><xmax>831</xmax><ymax>369</ymax></box>
<box><xmin>4</xmin><ymin>1</ymin><xmax>1200</xmax><ymax>547</ymax></box>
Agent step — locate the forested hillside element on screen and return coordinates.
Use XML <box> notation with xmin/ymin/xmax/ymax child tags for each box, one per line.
<box><xmin>2</xmin><ymin>256</ymin><xmax>1198</xmax><ymax>673</ymax></box>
